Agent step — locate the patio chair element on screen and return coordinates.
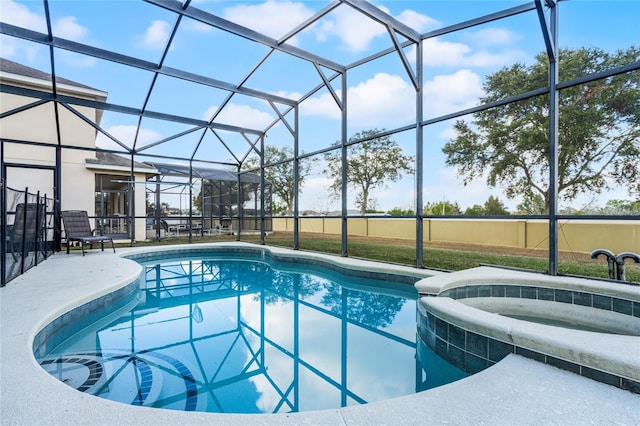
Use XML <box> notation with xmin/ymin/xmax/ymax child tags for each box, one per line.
<box><xmin>216</xmin><ymin>218</ymin><xmax>233</xmax><ymax>235</ymax></box>
<box><xmin>7</xmin><ymin>203</ymin><xmax>46</xmax><ymax>261</ymax></box>
<box><xmin>160</xmin><ymin>219</ymin><xmax>177</xmax><ymax>237</ymax></box>
<box><xmin>61</xmin><ymin>210</ymin><xmax>115</xmax><ymax>256</ymax></box>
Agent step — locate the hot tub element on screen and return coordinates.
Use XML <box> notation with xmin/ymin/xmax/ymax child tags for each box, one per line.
<box><xmin>459</xmin><ymin>296</ymin><xmax>639</xmax><ymax>335</ymax></box>
<box><xmin>414</xmin><ymin>266</ymin><xmax>640</xmax><ymax>393</ymax></box>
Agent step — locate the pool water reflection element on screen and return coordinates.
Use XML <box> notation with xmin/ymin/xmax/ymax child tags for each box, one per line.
<box><xmin>39</xmin><ymin>255</ymin><xmax>468</xmax><ymax>414</ymax></box>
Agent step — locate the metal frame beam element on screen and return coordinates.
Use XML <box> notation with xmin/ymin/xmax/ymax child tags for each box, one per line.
<box><xmin>540</xmin><ymin>0</ymin><xmax>560</xmax><ymax>275</ymax></box>
<box><xmin>340</xmin><ymin>72</ymin><xmax>348</xmax><ymax>257</ymax></box>
<box><xmin>421</xmin><ymin>3</ymin><xmax>537</xmax><ymax>40</ymax></box>
<box><xmin>340</xmin><ymin>0</ymin><xmax>421</xmax><ymax>43</ymax></box>
<box><xmin>415</xmin><ymin>39</ymin><xmax>424</xmax><ymax>269</ymax></box>
<box><xmin>387</xmin><ymin>26</ymin><xmax>418</xmax><ymax>90</ymax></box>
<box><xmin>145</xmin><ymin>0</ymin><xmax>345</xmax><ymax>73</ymax></box>
<box><xmin>0</xmin><ymin>22</ymin><xmax>296</xmax><ymax>107</ymax></box>
<box><xmin>0</xmin><ymin>83</ymin><xmax>264</xmax><ymax>137</ymax></box>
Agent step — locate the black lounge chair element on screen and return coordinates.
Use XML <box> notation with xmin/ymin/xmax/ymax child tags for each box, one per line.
<box><xmin>61</xmin><ymin>210</ymin><xmax>115</xmax><ymax>256</ymax></box>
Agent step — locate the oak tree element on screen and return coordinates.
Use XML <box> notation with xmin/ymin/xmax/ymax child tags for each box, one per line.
<box><xmin>324</xmin><ymin>129</ymin><xmax>414</xmax><ymax>214</ymax></box>
<box><xmin>443</xmin><ymin>46</ymin><xmax>640</xmax><ymax>213</ymax></box>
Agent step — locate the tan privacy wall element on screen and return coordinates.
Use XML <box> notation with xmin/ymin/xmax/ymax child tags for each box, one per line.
<box><xmin>273</xmin><ymin>217</ymin><xmax>639</xmax><ymax>255</ymax></box>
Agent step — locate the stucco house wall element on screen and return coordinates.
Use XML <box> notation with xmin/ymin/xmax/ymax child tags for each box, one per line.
<box><xmin>1</xmin><ymin>58</ymin><xmax>153</xmax><ymax>242</ymax></box>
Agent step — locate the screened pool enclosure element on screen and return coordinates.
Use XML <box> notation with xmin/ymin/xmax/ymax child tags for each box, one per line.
<box><xmin>1</xmin><ymin>0</ymin><xmax>638</xmax><ymax>285</ymax></box>
<box><xmin>144</xmin><ymin>162</ymin><xmax>272</xmax><ymax>241</ymax></box>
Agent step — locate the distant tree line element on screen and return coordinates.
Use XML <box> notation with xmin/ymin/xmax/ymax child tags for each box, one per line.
<box><xmin>384</xmin><ymin>196</ymin><xmax>640</xmax><ymax>217</ymax></box>
<box><xmin>386</xmin><ymin>195</ymin><xmax>510</xmax><ymax>216</ymax></box>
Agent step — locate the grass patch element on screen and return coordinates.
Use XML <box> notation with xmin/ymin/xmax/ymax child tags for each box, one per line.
<box><xmin>260</xmin><ymin>233</ymin><xmax>640</xmax><ymax>283</ymax></box>
<box><xmin>123</xmin><ymin>232</ymin><xmax>639</xmax><ymax>283</ymax></box>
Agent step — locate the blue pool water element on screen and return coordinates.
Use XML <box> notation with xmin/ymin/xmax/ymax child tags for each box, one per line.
<box><xmin>37</xmin><ymin>252</ymin><xmax>468</xmax><ymax>414</ymax></box>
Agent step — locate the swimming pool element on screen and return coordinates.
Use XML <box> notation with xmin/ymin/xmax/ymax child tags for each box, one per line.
<box><xmin>6</xmin><ymin>243</ymin><xmax>639</xmax><ymax>424</ymax></box>
<box><xmin>35</xmin><ymin>246</ymin><xmax>468</xmax><ymax>413</ymax></box>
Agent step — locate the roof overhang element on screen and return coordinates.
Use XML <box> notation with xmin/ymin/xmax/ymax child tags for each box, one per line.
<box><xmin>85</xmin><ymin>162</ymin><xmax>158</xmax><ymax>175</ymax></box>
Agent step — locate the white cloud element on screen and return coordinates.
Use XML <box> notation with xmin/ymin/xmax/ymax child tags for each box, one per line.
<box><xmin>52</xmin><ymin>16</ymin><xmax>88</xmax><ymax>40</ymax></box>
<box><xmin>2</xmin><ymin>0</ymin><xmax>96</xmax><ymax>66</ymax></box>
<box><xmin>95</xmin><ymin>125</ymin><xmax>161</xmax><ymax>151</ymax></box>
<box><xmin>300</xmin><ymin>70</ymin><xmax>484</xmax><ymax>127</ymax></box>
<box><xmin>0</xmin><ymin>1</ymin><xmax>92</xmax><ymax>62</ymax></box>
<box><xmin>421</xmin><ymin>38</ymin><xmax>526</xmax><ymax>68</ymax></box>
<box><xmin>1</xmin><ymin>1</ymin><xmax>92</xmax><ymax>43</ymax></box>
<box><xmin>52</xmin><ymin>16</ymin><xmax>96</xmax><ymax>67</ymax></box>
<box><xmin>139</xmin><ymin>20</ymin><xmax>171</xmax><ymax>50</ymax></box>
<box><xmin>423</xmin><ymin>39</ymin><xmax>470</xmax><ymax>66</ymax></box>
<box><xmin>0</xmin><ymin>0</ymin><xmax>46</xmax><ymax>32</ymax></box>
<box><xmin>223</xmin><ymin>0</ymin><xmax>314</xmax><ymax>43</ymax></box>
<box><xmin>316</xmin><ymin>5</ymin><xmax>386</xmax><ymax>52</ymax></box>
<box><xmin>348</xmin><ymin>73</ymin><xmax>415</xmax><ymax>125</ymax></box>
<box><xmin>206</xmin><ymin>104</ymin><xmax>275</xmax><ymax>130</ymax></box>
<box><xmin>315</xmin><ymin>5</ymin><xmax>438</xmax><ymax>53</ymax></box>
<box><xmin>299</xmin><ymin>92</ymin><xmax>341</xmax><ymax>120</ymax></box>
<box><xmin>0</xmin><ymin>35</ymin><xmax>42</xmax><ymax>61</ymax></box>
<box><xmin>423</xmin><ymin>69</ymin><xmax>484</xmax><ymax>117</ymax></box>
<box><xmin>301</xmin><ymin>73</ymin><xmax>415</xmax><ymax>127</ymax></box>
<box><xmin>393</xmin><ymin>9</ymin><xmax>441</xmax><ymax>33</ymax></box>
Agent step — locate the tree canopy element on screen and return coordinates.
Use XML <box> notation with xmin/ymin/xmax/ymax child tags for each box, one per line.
<box><xmin>601</xmin><ymin>199</ymin><xmax>640</xmax><ymax>215</ymax></box>
<box><xmin>424</xmin><ymin>200</ymin><xmax>461</xmax><ymax>216</ymax></box>
<box><xmin>459</xmin><ymin>196</ymin><xmax>509</xmax><ymax>215</ymax></box>
<box><xmin>483</xmin><ymin>195</ymin><xmax>510</xmax><ymax>215</ymax></box>
<box><xmin>324</xmin><ymin>129</ymin><xmax>414</xmax><ymax>215</ymax></box>
<box><xmin>516</xmin><ymin>193</ymin><xmax>546</xmax><ymax>215</ymax></box>
<box><xmin>387</xmin><ymin>207</ymin><xmax>415</xmax><ymax>216</ymax></box>
<box><xmin>463</xmin><ymin>204</ymin><xmax>484</xmax><ymax>215</ymax></box>
<box><xmin>443</xmin><ymin>46</ymin><xmax>640</xmax><ymax>213</ymax></box>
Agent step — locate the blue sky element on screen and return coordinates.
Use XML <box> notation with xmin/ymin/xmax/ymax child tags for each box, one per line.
<box><xmin>2</xmin><ymin>0</ymin><xmax>638</xmax><ymax>212</ymax></box>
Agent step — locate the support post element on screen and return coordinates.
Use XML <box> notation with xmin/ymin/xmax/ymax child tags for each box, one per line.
<box><xmin>293</xmin><ymin>105</ymin><xmax>300</xmax><ymax>249</ymax></box>
<box><xmin>19</xmin><ymin>187</ymin><xmax>28</xmax><ymax>274</ymax></box>
<box><xmin>129</xmin><ymin>152</ymin><xmax>136</xmax><ymax>247</ymax></box>
<box><xmin>415</xmin><ymin>39</ymin><xmax>424</xmax><ymax>269</ymax></box>
<box><xmin>235</xmin><ymin>164</ymin><xmax>241</xmax><ymax>241</ymax></box>
<box><xmin>155</xmin><ymin>175</ymin><xmax>161</xmax><ymax>240</ymax></box>
<box><xmin>340</xmin><ymin>71</ymin><xmax>348</xmax><ymax>257</ymax></box>
<box><xmin>536</xmin><ymin>0</ymin><xmax>559</xmax><ymax>275</ymax></box>
<box><xmin>188</xmin><ymin>160</ymin><xmax>193</xmax><ymax>244</ymax></box>
<box><xmin>1</xmin><ymin>142</ymin><xmax>5</xmax><ymax>287</ymax></box>
<box><xmin>547</xmin><ymin>3</ymin><xmax>559</xmax><ymax>275</ymax></box>
<box><xmin>35</xmin><ymin>191</ymin><xmax>41</xmax><ymax>266</ymax></box>
<box><xmin>260</xmin><ymin>136</ymin><xmax>266</xmax><ymax>245</ymax></box>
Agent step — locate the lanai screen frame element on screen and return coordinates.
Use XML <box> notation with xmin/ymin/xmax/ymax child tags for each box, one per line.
<box><xmin>143</xmin><ymin>161</ymin><xmax>273</xmax><ymax>242</ymax></box>
<box><xmin>1</xmin><ymin>0</ymin><xmax>638</xmax><ymax>276</ymax></box>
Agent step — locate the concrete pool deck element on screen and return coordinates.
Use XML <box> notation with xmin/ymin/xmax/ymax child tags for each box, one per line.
<box><xmin>1</xmin><ymin>242</ymin><xmax>639</xmax><ymax>425</ymax></box>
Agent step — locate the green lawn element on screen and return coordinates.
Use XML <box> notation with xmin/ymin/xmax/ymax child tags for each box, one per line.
<box><xmin>127</xmin><ymin>232</ymin><xmax>640</xmax><ymax>283</ymax></box>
